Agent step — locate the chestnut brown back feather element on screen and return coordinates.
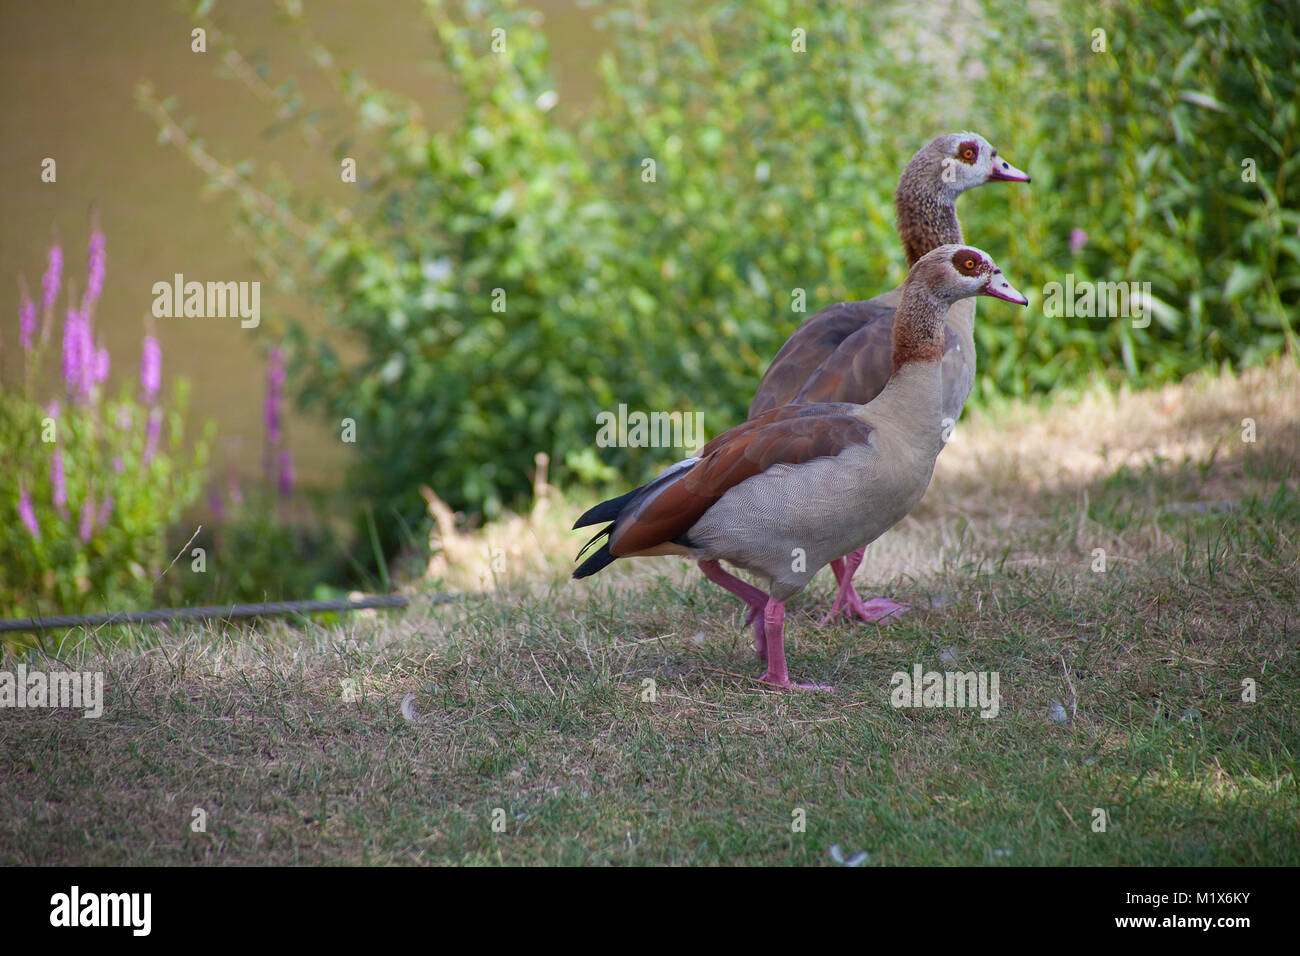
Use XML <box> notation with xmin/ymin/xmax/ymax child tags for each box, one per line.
<box><xmin>610</xmin><ymin>407</ymin><xmax>872</xmax><ymax>557</ymax></box>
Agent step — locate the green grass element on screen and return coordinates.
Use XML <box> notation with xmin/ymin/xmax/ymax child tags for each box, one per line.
<box><xmin>2</xmin><ymin>363</ymin><xmax>1297</xmax><ymax>865</ymax></box>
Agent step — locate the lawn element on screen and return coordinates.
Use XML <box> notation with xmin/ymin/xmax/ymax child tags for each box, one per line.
<box><xmin>2</xmin><ymin>361</ymin><xmax>1296</xmax><ymax>865</ymax></box>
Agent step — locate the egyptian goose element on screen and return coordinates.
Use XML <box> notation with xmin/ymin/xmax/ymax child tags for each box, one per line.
<box><xmin>750</xmin><ymin>133</ymin><xmax>1029</xmax><ymax>625</ymax></box>
<box><xmin>573</xmin><ymin>245</ymin><xmax>1027</xmax><ymax>689</ymax></box>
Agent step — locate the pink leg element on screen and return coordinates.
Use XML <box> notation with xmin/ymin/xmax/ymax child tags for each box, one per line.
<box><xmin>760</xmin><ymin>598</ymin><xmax>833</xmax><ymax>692</ymax></box>
<box><xmin>821</xmin><ymin>547</ymin><xmax>910</xmax><ymax>625</ymax></box>
<box><xmin>823</xmin><ymin>557</ymin><xmax>851</xmax><ymax>619</ymax></box>
<box><xmin>698</xmin><ymin>560</ymin><xmax>768</xmax><ymax>659</ymax></box>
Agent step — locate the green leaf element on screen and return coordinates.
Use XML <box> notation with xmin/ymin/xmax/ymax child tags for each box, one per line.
<box><xmin>1222</xmin><ymin>264</ymin><xmax>1265</xmax><ymax>302</ymax></box>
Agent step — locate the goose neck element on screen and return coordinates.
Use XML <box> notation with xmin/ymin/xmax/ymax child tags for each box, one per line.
<box><xmin>890</xmin><ymin>284</ymin><xmax>949</xmax><ymax>373</ymax></box>
<box><xmin>895</xmin><ymin>169</ymin><xmax>963</xmax><ymax>268</ymax></box>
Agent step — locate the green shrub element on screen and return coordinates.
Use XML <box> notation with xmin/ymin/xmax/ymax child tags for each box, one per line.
<box><xmin>164</xmin><ymin>494</ymin><xmax>358</xmax><ymax>607</ymax></box>
<box><xmin>960</xmin><ymin>0</ymin><xmax>1300</xmax><ymax>394</ymax></box>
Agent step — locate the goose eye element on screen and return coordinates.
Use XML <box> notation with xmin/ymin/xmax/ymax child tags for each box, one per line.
<box><xmin>963</xmin><ymin>258</ymin><xmax>976</xmax><ymax>270</ymax></box>
<box><xmin>961</xmin><ymin>147</ymin><xmax>976</xmax><ymax>160</ymax></box>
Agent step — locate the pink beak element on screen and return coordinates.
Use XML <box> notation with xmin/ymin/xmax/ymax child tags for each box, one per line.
<box><xmin>989</xmin><ymin>155</ymin><xmax>1031</xmax><ymax>183</ymax></box>
<box><xmin>983</xmin><ymin>271</ymin><xmax>1028</xmax><ymax>305</ymax></box>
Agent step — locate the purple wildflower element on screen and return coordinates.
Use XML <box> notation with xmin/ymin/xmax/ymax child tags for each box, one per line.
<box><xmin>92</xmin><ymin>345</ymin><xmax>110</xmax><ymax>385</ymax></box>
<box><xmin>20</xmin><ymin>292</ymin><xmax>36</xmax><ymax>351</ymax></box>
<box><xmin>84</xmin><ymin>225</ymin><xmax>106</xmax><ymax>312</ymax></box>
<box><xmin>112</xmin><ymin>455</ymin><xmax>125</xmax><ymax>474</ymax></box>
<box><xmin>51</xmin><ymin>449</ymin><xmax>67</xmax><ymax>512</ymax></box>
<box><xmin>61</xmin><ymin>308</ymin><xmax>93</xmax><ymax>399</ymax></box>
<box><xmin>18</xmin><ymin>483</ymin><xmax>39</xmax><ymax>539</ymax></box>
<box><xmin>62</xmin><ymin>310</ymin><xmax>82</xmax><ymax>387</ymax></box>
<box><xmin>268</xmin><ymin>346</ymin><xmax>287</xmax><ymax>390</ymax></box>
<box><xmin>264</xmin><ymin>347</ymin><xmax>286</xmax><ymax>447</ymax></box>
<box><xmin>41</xmin><ymin>241</ymin><xmax>62</xmax><ymax>314</ymax></box>
<box><xmin>97</xmin><ymin>494</ymin><xmax>114</xmax><ymax>528</ymax></box>
<box><xmin>277</xmin><ymin>448</ymin><xmax>294</xmax><ymax>496</ymax></box>
<box><xmin>79</xmin><ymin>329</ymin><xmax>95</xmax><ymax>397</ymax></box>
<box><xmin>144</xmin><ymin>407</ymin><xmax>163</xmax><ymax>464</ymax></box>
<box><xmin>208</xmin><ymin>484</ymin><xmax>226</xmax><ymax>522</ymax></box>
<box><xmin>141</xmin><ymin>335</ymin><xmax>161</xmax><ymax>400</ymax></box>
<box><xmin>1069</xmin><ymin>229</ymin><xmax>1088</xmax><ymax>255</ymax></box>
<box><xmin>79</xmin><ymin>494</ymin><xmax>95</xmax><ymax>542</ymax></box>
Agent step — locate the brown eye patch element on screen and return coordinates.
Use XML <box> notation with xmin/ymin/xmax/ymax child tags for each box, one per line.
<box><xmin>950</xmin><ymin>249</ymin><xmax>986</xmax><ymax>275</ymax></box>
<box><xmin>956</xmin><ymin>139</ymin><xmax>979</xmax><ymax>164</ymax></box>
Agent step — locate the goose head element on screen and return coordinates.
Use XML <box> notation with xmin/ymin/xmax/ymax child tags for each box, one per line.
<box><xmin>916</xmin><ymin>132</ymin><xmax>1031</xmax><ymax>194</ymax></box>
<box><xmin>895</xmin><ymin>134</ymin><xmax>1030</xmax><ymax>266</ymax></box>
<box><xmin>914</xmin><ymin>244</ymin><xmax>1029</xmax><ymax>305</ymax></box>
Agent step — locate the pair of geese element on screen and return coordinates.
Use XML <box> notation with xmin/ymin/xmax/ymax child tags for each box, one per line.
<box><xmin>573</xmin><ymin>133</ymin><xmax>1031</xmax><ymax>690</ymax></box>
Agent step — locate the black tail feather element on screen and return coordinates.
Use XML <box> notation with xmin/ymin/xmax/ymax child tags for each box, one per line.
<box><xmin>573</xmin><ymin>538</ymin><xmax>617</xmax><ymax>578</ymax></box>
<box><xmin>575</xmin><ymin>525</ymin><xmax>612</xmax><ymax>562</ymax></box>
<box><xmin>572</xmin><ymin>491</ymin><xmax>623</xmax><ymax>579</ymax></box>
<box><xmin>571</xmin><ymin>458</ymin><xmax>697</xmax><ymax>579</ymax></box>
<box><xmin>572</xmin><ymin>487</ymin><xmax>641</xmax><ymax>530</ymax></box>
<box><xmin>572</xmin><ymin>489</ymin><xmax>629</xmax><ymax>580</ymax></box>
